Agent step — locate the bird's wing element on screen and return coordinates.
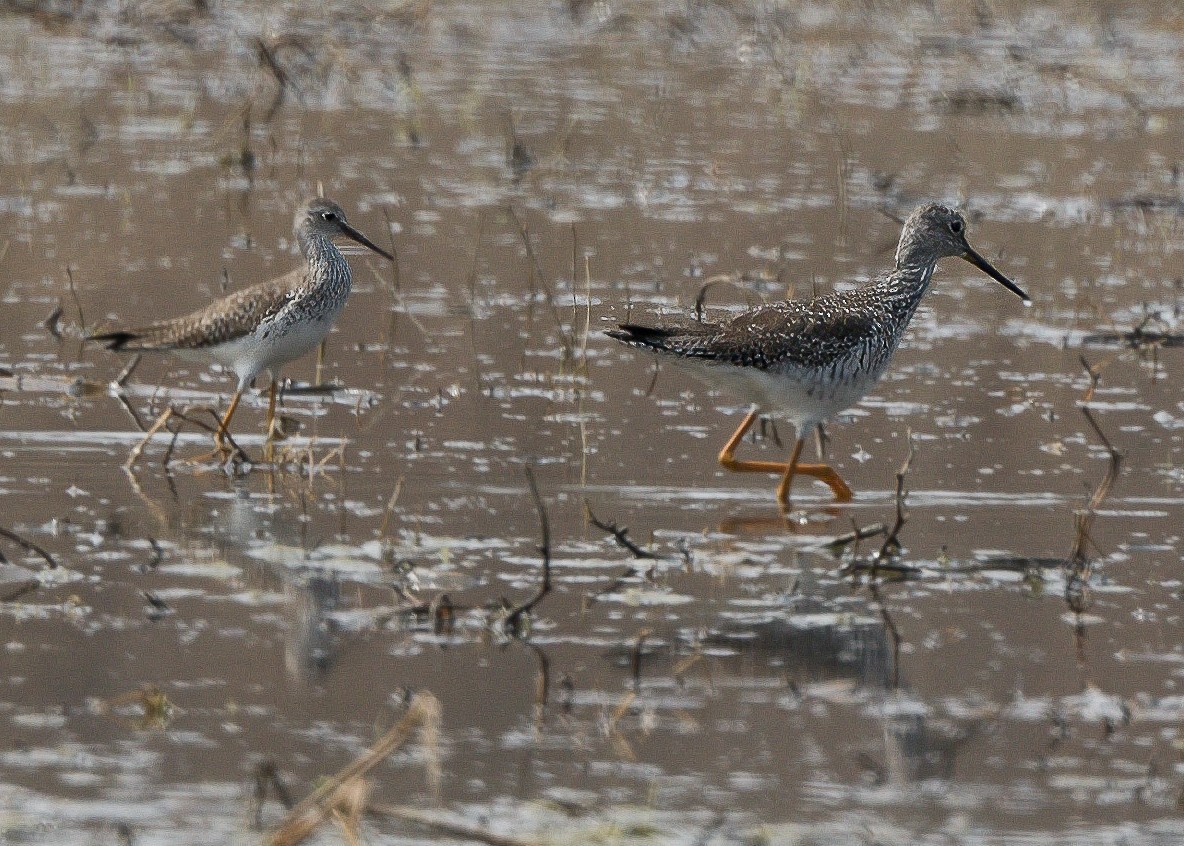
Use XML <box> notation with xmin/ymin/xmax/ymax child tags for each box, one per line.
<box><xmin>716</xmin><ymin>296</ymin><xmax>883</xmax><ymax>369</ymax></box>
<box><xmin>88</xmin><ymin>268</ymin><xmax>307</xmax><ymax>351</ymax></box>
<box><xmin>609</xmin><ymin>295</ymin><xmax>883</xmax><ymax>371</ymax></box>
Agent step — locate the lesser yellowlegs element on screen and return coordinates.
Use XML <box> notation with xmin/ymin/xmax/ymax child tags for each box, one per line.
<box><xmin>88</xmin><ymin>196</ymin><xmax>394</xmax><ymax>456</ymax></box>
<box><xmin>607</xmin><ymin>203</ymin><xmax>1030</xmax><ymax>506</ymax></box>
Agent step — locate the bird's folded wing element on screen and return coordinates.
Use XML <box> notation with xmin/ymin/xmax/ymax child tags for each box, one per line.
<box><xmin>89</xmin><ymin>270</ymin><xmax>305</xmax><ymax>351</ymax></box>
<box><xmin>715</xmin><ymin>299</ymin><xmax>882</xmax><ymax>370</ymax></box>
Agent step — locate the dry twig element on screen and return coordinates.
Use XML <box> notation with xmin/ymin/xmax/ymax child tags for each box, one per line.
<box><xmin>268</xmin><ymin>691</ymin><xmax>441</xmax><ymax>846</ymax></box>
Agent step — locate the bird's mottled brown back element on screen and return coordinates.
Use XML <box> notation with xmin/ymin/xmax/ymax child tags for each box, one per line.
<box><xmin>99</xmin><ymin>269</ymin><xmax>306</xmax><ymax>351</ymax></box>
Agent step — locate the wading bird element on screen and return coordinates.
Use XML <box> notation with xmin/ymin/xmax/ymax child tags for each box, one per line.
<box><xmin>88</xmin><ymin>196</ymin><xmax>394</xmax><ymax>459</ymax></box>
<box><xmin>607</xmin><ymin>203</ymin><xmax>1030</xmax><ymax>506</ymax></box>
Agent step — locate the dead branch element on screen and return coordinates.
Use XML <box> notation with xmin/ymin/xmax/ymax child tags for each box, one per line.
<box><xmin>822</xmin><ymin>521</ymin><xmax>887</xmax><ymax>556</ymax></box>
<box><xmin>255</xmin><ymin>37</ymin><xmax>290</xmax><ymax>121</ymax></box>
<box><xmin>43</xmin><ymin>303</ymin><xmax>63</xmax><ymax>339</ymax></box>
<box><xmin>0</xmin><ymin>579</ymin><xmax>39</xmax><ymax>602</ymax></box>
<box><xmin>693</xmin><ymin>273</ymin><xmax>760</xmax><ymax>322</ymax></box>
<box><xmin>66</xmin><ymin>266</ymin><xmax>85</xmax><ymax>332</ymax></box>
<box><xmin>839</xmin><ymin>437</ymin><xmax>918</xmax><ymax>579</ymax></box>
<box><xmin>379</xmin><ymin>205</ymin><xmax>401</xmax><ymax>292</ymax></box>
<box><xmin>630</xmin><ymin>627</ymin><xmax>652</xmax><ymax>691</ymax></box>
<box><xmin>253</xmin><ymin>761</ymin><xmax>295</xmax><ymax>824</ymax></box>
<box><xmin>584</xmin><ymin>500</ymin><xmax>656</xmax><ymax>559</ymax></box>
<box><xmin>125</xmin><ymin>407</ymin><xmax>174</xmax><ymax>469</ymax></box>
<box><xmin>114</xmin><ymin>353</ymin><xmax>141</xmax><ymax>387</ymax></box>
<box><xmin>582</xmin><ymin>564</ymin><xmax>647</xmax><ymax>608</ymax></box>
<box><xmin>503</xmin><ymin>205</ymin><xmax>574</xmax><ymax>358</ymax></box>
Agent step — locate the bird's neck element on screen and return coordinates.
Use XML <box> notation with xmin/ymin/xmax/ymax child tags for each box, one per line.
<box><xmin>877</xmin><ymin>259</ymin><xmax>937</xmax><ymax>328</ymax></box>
<box><xmin>299</xmin><ymin>232</ymin><xmax>351</xmax><ymax>293</ymax></box>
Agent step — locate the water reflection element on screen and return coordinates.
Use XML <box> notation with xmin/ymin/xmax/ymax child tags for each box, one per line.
<box><xmin>710</xmin><ymin>616</ymin><xmax>895</xmax><ymax>692</ymax></box>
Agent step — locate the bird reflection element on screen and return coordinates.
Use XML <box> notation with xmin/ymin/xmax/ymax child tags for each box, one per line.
<box><xmin>709</xmin><ymin>613</ymin><xmax>894</xmax><ymax>690</ymax></box>
<box><xmin>124</xmin><ymin>469</ymin><xmax>344</xmax><ymax>683</ymax></box>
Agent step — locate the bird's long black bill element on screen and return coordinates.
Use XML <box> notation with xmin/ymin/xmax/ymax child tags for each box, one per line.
<box><xmin>342</xmin><ymin>222</ymin><xmax>395</xmax><ymax>261</ymax></box>
<box><xmin>962</xmin><ymin>247</ymin><xmax>1031</xmax><ymax>305</ymax></box>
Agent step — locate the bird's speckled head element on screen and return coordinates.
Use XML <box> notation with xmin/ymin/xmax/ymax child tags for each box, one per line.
<box><xmin>895</xmin><ymin>203</ymin><xmax>1030</xmax><ymax>304</ymax></box>
<box><xmin>293</xmin><ymin>197</ymin><xmax>394</xmax><ymax>261</ymax></box>
<box><xmin>894</xmin><ymin>203</ymin><xmax>974</xmax><ymax>268</ymax></box>
<box><xmin>294</xmin><ymin>197</ymin><xmax>350</xmax><ymax>240</ymax></box>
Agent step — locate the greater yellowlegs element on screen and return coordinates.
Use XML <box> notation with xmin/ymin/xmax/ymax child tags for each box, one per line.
<box><xmin>88</xmin><ymin>196</ymin><xmax>394</xmax><ymax>456</ymax></box>
<box><xmin>607</xmin><ymin>203</ymin><xmax>1030</xmax><ymax>506</ymax></box>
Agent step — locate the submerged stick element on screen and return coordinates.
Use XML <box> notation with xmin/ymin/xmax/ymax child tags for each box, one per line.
<box><xmin>1066</xmin><ymin>356</ymin><xmax>1123</xmax><ymax>612</ymax></box>
<box><xmin>504</xmin><ymin>466</ymin><xmax>552</xmax><ymax>632</ymax></box>
<box><xmin>0</xmin><ymin>526</ymin><xmax>58</xmax><ymax>570</ymax></box>
<box><xmin>504</xmin><ymin>205</ymin><xmax>574</xmax><ymax>359</ymax></box>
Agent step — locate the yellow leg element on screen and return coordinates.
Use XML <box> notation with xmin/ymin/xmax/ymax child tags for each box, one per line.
<box><xmin>718</xmin><ymin>411</ymin><xmax>853</xmax><ymax>504</ymax></box>
<box><xmin>180</xmin><ymin>389</ymin><xmax>246</xmax><ymax>466</ymax></box>
<box><xmin>265</xmin><ymin>381</ymin><xmax>279</xmax><ymax>441</ymax></box>
<box><xmin>213</xmin><ymin>388</ymin><xmax>243</xmax><ymax>453</ymax></box>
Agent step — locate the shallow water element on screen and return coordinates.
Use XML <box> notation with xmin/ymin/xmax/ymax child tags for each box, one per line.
<box><xmin>3</xmin><ymin>1</ymin><xmax>1184</xmax><ymax>843</ymax></box>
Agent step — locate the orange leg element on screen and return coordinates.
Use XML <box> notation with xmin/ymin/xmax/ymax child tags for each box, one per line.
<box><xmin>717</xmin><ymin>410</ymin><xmax>854</xmax><ymax>504</ymax></box>
<box><xmin>782</xmin><ymin>446</ymin><xmax>854</xmax><ymax>505</ymax></box>
<box><xmin>717</xmin><ymin>410</ymin><xmax>766</xmax><ymax>470</ymax></box>
<box><xmin>774</xmin><ymin>438</ymin><xmax>806</xmax><ymax>504</ymax></box>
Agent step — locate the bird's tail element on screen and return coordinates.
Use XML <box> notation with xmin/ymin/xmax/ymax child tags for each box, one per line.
<box><xmin>605</xmin><ymin>323</ymin><xmax>681</xmax><ymax>350</ymax></box>
<box><xmin>605</xmin><ymin>322</ymin><xmax>718</xmax><ymax>357</ymax></box>
<box><xmin>85</xmin><ymin>330</ymin><xmax>143</xmax><ymax>351</ymax></box>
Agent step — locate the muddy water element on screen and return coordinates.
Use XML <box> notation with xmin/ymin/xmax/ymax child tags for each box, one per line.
<box><xmin>2</xmin><ymin>1</ymin><xmax>1184</xmax><ymax>843</ymax></box>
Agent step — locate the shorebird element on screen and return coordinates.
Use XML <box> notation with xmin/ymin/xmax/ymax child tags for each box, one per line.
<box><xmin>88</xmin><ymin>196</ymin><xmax>394</xmax><ymax>458</ymax></box>
<box><xmin>607</xmin><ymin>203</ymin><xmax>1030</xmax><ymax>506</ymax></box>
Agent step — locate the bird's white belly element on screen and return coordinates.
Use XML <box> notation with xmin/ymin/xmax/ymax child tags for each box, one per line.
<box><xmin>674</xmin><ymin>357</ymin><xmax>882</xmax><ymax>436</ymax></box>
<box><xmin>211</xmin><ymin>310</ymin><xmax>340</xmax><ymax>383</ymax></box>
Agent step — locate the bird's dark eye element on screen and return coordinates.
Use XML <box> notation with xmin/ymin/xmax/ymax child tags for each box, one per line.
<box><xmin>321</xmin><ymin>211</ymin><xmax>337</xmax><ymax>222</ymax></box>
<box><xmin>949</xmin><ymin>218</ymin><xmax>964</xmax><ymax>234</ymax></box>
